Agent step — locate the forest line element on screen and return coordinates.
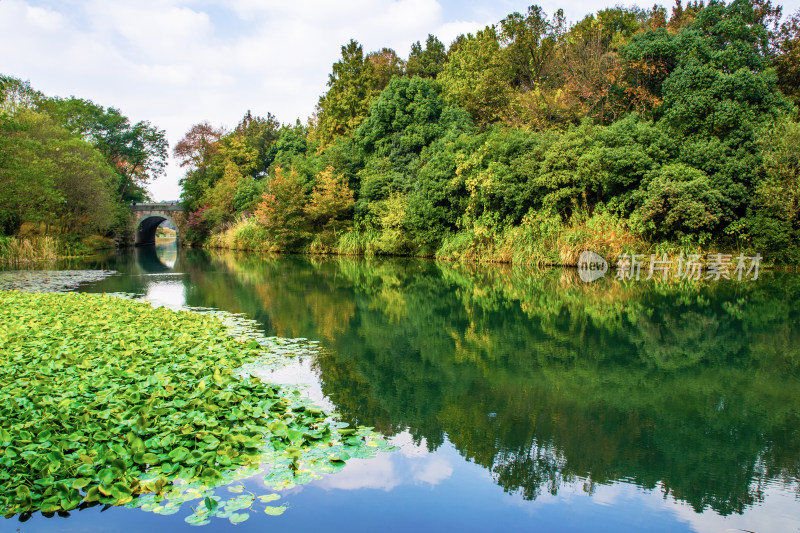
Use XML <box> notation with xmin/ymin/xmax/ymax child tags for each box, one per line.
<box><xmin>3</xmin><ymin>1</ymin><xmax>800</xmax><ymax>265</ymax></box>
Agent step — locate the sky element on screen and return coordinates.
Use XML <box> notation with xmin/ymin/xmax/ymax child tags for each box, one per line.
<box><xmin>2</xmin><ymin>0</ymin><xmax>800</xmax><ymax>201</ymax></box>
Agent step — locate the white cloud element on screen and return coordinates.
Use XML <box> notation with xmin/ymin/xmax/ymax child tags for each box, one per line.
<box><xmin>411</xmin><ymin>456</ymin><xmax>453</xmax><ymax>486</ymax></box>
<box><xmin>24</xmin><ymin>3</ymin><xmax>62</xmax><ymax>30</ymax></box>
<box><xmin>315</xmin><ymin>431</ymin><xmax>454</xmax><ymax>491</ymax></box>
<box><xmin>316</xmin><ymin>454</ymin><xmax>401</xmax><ymax>491</ymax></box>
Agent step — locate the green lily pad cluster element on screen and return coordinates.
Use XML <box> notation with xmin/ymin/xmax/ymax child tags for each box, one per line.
<box><xmin>0</xmin><ymin>290</ymin><xmax>395</xmax><ymax>525</ymax></box>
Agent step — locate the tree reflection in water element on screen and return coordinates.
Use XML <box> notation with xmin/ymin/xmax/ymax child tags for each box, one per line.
<box><xmin>90</xmin><ymin>250</ymin><xmax>800</xmax><ymax>518</ymax></box>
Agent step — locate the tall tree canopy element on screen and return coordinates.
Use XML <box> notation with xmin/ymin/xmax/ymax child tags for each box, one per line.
<box><xmin>39</xmin><ymin>97</ymin><xmax>168</xmax><ymax>202</ymax></box>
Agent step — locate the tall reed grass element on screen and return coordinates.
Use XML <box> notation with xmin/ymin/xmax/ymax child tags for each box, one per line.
<box><xmin>206</xmin><ymin>217</ymin><xmax>276</xmax><ymax>252</ymax></box>
<box><xmin>0</xmin><ymin>236</ymin><xmax>61</xmax><ymax>265</ymax></box>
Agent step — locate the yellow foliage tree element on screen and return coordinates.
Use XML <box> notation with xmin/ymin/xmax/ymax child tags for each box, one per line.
<box><xmin>254</xmin><ymin>166</ymin><xmax>308</xmax><ymax>248</ymax></box>
<box><xmin>305</xmin><ymin>166</ymin><xmax>354</xmax><ymax>235</ymax></box>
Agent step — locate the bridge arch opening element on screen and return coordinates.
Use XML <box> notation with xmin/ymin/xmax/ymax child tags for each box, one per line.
<box><xmin>135</xmin><ymin>214</ymin><xmax>180</xmax><ymax>246</ymax></box>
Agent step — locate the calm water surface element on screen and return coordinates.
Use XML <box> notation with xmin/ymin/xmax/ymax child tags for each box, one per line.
<box><xmin>7</xmin><ymin>243</ymin><xmax>800</xmax><ymax>532</ymax></box>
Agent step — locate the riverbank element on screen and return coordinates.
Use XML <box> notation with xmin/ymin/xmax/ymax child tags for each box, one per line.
<box><xmin>0</xmin><ymin>235</ymin><xmax>116</xmax><ymax>266</ymax></box>
<box><xmin>201</xmin><ymin>214</ymin><xmax>774</xmax><ymax>269</ymax></box>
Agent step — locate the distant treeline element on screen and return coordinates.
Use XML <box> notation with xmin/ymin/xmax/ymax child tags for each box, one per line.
<box><xmin>0</xmin><ymin>76</ymin><xmax>167</xmax><ymax>241</ymax></box>
<box><xmin>177</xmin><ymin>0</ymin><xmax>800</xmax><ymax>264</ymax></box>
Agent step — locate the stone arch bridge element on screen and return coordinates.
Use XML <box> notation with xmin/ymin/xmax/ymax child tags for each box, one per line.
<box><xmin>128</xmin><ymin>203</ymin><xmax>187</xmax><ymax>246</ymax></box>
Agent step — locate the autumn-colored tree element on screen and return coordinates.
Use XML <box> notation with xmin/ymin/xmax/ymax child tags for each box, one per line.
<box><xmin>216</xmin><ymin>134</ymin><xmax>258</xmax><ymax>177</ymax></box>
<box><xmin>204</xmin><ymin>160</ymin><xmax>243</xmax><ymax>229</ymax></box>
<box><xmin>306</xmin><ymin>166</ymin><xmax>355</xmax><ymax>234</ymax></box>
<box><xmin>559</xmin><ymin>28</ymin><xmax>625</xmax><ymax>124</ymax></box>
<box><xmin>774</xmin><ymin>9</ymin><xmax>800</xmax><ymax>105</ymax></box>
<box><xmin>254</xmin><ymin>166</ymin><xmax>308</xmax><ymax>248</ymax></box>
<box><xmin>666</xmin><ymin>0</ymin><xmax>705</xmax><ymax>32</ymax></box>
<box><xmin>175</xmin><ymin>121</ymin><xmax>226</xmax><ymax>211</ymax></box>
<box><xmin>173</xmin><ymin>121</ymin><xmax>225</xmax><ymax>170</ymax></box>
<box><xmin>366</xmin><ymin>48</ymin><xmax>404</xmax><ymax>89</ymax></box>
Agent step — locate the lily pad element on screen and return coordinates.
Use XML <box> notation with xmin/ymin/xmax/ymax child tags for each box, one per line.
<box><xmin>0</xmin><ymin>290</ymin><xmax>395</xmax><ymax>526</ymax></box>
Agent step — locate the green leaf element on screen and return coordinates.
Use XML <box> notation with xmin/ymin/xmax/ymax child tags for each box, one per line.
<box><xmin>98</xmin><ymin>468</ymin><xmax>115</xmax><ymax>486</ymax></box>
<box><xmin>168</xmin><ymin>447</ymin><xmax>190</xmax><ymax>463</ymax></box>
<box><xmin>185</xmin><ymin>514</ymin><xmax>211</xmax><ymax>526</ymax></box>
<box><xmin>0</xmin><ymin>291</ymin><xmax>392</xmax><ymax>524</ymax></box>
<box><xmin>143</xmin><ymin>452</ymin><xmax>161</xmax><ymax>464</ymax></box>
<box><xmin>203</xmin><ymin>496</ymin><xmax>219</xmax><ymax>511</ymax></box>
<box><xmin>72</xmin><ymin>477</ymin><xmax>91</xmax><ymax>490</ymax></box>
<box><xmin>229</xmin><ymin>512</ymin><xmax>249</xmax><ymax>524</ymax></box>
<box><xmin>111</xmin><ymin>482</ymin><xmax>132</xmax><ymax>500</ymax></box>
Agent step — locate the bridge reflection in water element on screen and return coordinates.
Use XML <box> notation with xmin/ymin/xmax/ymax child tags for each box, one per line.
<box><xmin>135</xmin><ymin>243</ymin><xmax>178</xmax><ymax>274</ymax></box>
<box><xmin>130</xmin><ymin>202</ymin><xmax>185</xmax><ymax>246</ymax></box>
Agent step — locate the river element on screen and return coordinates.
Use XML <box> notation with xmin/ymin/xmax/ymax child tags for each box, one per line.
<box><xmin>6</xmin><ymin>243</ymin><xmax>800</xmax><ymax>532</ymax></box>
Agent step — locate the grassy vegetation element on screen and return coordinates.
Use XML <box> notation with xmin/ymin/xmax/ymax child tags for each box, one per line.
<box><xmin>206</xmin><ymin>217</ymin><xmax>276</xmax><ymax>252</ymax></box>
<box><xmin>0</xmin><ymin>235</ymin><xmax>116</xmax><ymax>265</ymax></box>
<box><xmin>203</xmin><ymin>210</ymin><xmax>724</xmax><ymax>267</ymax></box>
<box><xmin>0</xmin><ymin>235</ymin><xmax>61</xmax><ymax>264</ymax></box>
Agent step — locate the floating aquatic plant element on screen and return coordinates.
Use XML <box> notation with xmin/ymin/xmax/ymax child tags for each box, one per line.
<box><xmin>0</xmin><ymin>269</ymin><xmax>117</xmax><ymax>293</ymax></box>
<box><xmin>0</xmin><ymin>290</ymin><xmax>394</xmax><ymax>525</ymax></box>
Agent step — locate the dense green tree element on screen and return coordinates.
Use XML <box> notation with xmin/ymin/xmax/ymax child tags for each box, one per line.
<box><xmin>0</xmin><ymin>76</ymin><xmax>42</xmax><ymax>113</ymax></box>
<box><xmin>350</xmin><ymin>76</ymin><xmax>473</xmax><ymax>235</ymax></box>
<box><xmin>499</xmin><ymin>6</ymin><xmax>566</xmax><ymax>91</ymax></box>
<box><xmin>233</xmin><ymin>110</ymin><xmax>281</xmax><ymax>177</ymax></box>
<box><xmin>741</xmin><ymin>118</ymin><xmax>800</xmax><ymax>260</ymax></box>
<box><xmin>532</xmin><ymin>116</ymin><xmax>673</xmax><ymax>218</ymax></box>
<box><xmin>311</xmin><ymin>40</ymin><xmax>393</xmax><ymax>148</ymax></box>
<box><xmin>0</xmin><ymin>111</ymin><xmax>58</xmax><ymax>234</ymax></box>
<box><xmin>619</xmin><ymin>0</ymin><xmax>791</xmax><ymax>239</ymax></box>
<box><xmin>0</xmin><ymin>109</ymin><xmax>119</xmax><ymax>235</ymax></box>
<box><xmin>633</xmin><ymin>163</ymin><xmax>725</xmax><ymax>240</ymax></box>
<box><xmin>404</xmin><ymin>134</ymin><xmax>473</xmax><ymax>249</ymax></box>
<box><xmin>438</xmin><ymin>27</ymin><xmax>513</xmax><ymax>126</ymax></box>
<box><xmin>40</xmin><ymin>97</ymin><xmax>167</xmax><ymax>202</ymax></box>
<box><xmin>406</xmin><ymin>35</ymin><xmax>447</xmax><ymax>78</ymax></box>
<box><xmin>232</xmin><ymin>177</ymin><xmax>266</xmax><ymax>214</ymax></box>
<box><xmin>266</xmin><ymin>122</ymin><xmax>308</xmax><ymax>168</ymax></box>
<box><xmin>354</xmin><ymin>76</ymin><xmax>472</xmax><ymax>166</ymax></box>
<box><xmin>175</xmin><ymin>0</ymin><xmax>800</xmax><ymax>262</ymax></box>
